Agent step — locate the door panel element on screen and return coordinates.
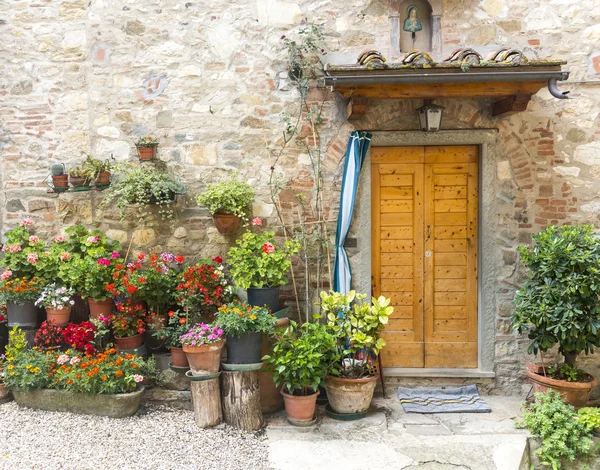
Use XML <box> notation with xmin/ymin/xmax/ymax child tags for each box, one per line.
<box><xmin>372</xmin><ymin>159</ymin><xmax>424</xmax><ymax>368</ymax></box>
<box><xmin>372</xmin><ymin>145</ymin><xmax>478</xmax><ymax>369</ymax></box>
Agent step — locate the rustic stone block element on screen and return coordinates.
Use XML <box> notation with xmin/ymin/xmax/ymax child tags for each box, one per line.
<box><xmin>7</xmin><ymin>199</ymin><xmax>26</xmax><ymax>212</ymax></box>
<box><xmin>28</xmin><ymin>200</ymin><xmax>55</xmax><ymax>213</ymax></box>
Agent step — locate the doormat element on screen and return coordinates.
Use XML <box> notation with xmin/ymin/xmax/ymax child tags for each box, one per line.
<box><xmin>397</xmin><ymin>384</ymin><xmax>491</xmax><ymax>413</ymax></box>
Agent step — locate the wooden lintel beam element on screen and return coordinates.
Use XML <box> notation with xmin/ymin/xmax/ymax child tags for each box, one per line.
<box><xmin>492</xmin><ymin>94</ymin><xmax>532</xmax><ymax>116</ymax></box>
<box><xmin>346</xmin><ymin>97</ymin><xmax>368</xmax><ymax>121</ymax></box>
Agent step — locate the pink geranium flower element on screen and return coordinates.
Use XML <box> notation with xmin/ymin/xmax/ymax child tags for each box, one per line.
<box><xmin>86</xmin><ymin>236</ymin><xmax>100</xmax><ymax>244</ymax></box>
<box><xmin>97</xmin><ymin>258</ymin><xmax>110</xmax><ymax>266</ymax></box>
<box><xmin>111</xmin><ymin>251</ymin><xmax>120</xmax><ymax>259</ymax></box>
<box><xmin>251</xmin><ymin>217</ymin><xmax>263</xmax><ymax>226</ymax></box>
<box><xmin>20</xmin><ymin>218</ymin><xmax>33</xmax><ymax>227</ymax></box>
<box><xmin>27</xmin><ymin>253</ymin><xmax>39</xmax><ymax>265</ymax></box>
<box><xmin>59</xmin><ymin>252</ymin><xmax>71</xmax><ymax>261</ymax></box>
<box><xmin>262</xmin><ymin>242</ymin><xmax>275</xmax><ymax>254</ymax></box>
<box><xmin>133</xmin><ymin>375</ymin><xmax>144</xmax><ymax>383</ymax></box>
<box><xmin>55</xmin><ymin>235</ymin><xmax>65</xmax><ymax>243</ymax></box>
<box><xmin>29</xmin><ymin>235</ymin><xmax>39</xmax><ymax>244</ymax></box>
<box><xmin>1</xmin><ymin>270</ymin><xmax>12</xmax><ymax>281</ymax></box>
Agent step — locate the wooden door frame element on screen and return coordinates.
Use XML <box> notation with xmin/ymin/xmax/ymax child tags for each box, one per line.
<box><xmin>352</xmin><ymin>129</ymin><xmax>499</xmax><ymax>378</ymax></box>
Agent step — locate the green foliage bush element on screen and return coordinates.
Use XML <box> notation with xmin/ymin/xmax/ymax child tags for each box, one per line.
<box><xmin>512</xmin><ymin>225</ymin><xmax>600</xmax><ymax>367</ymax></box>
<box><xmin>196</xmin><ymin>176</ymin><xmax>254</xmax><ymax>218</ymax></box>
<box><xmin>516</xmin><ymin>390</ymin><xmax>596</xmax><ymax>469</ymax></box>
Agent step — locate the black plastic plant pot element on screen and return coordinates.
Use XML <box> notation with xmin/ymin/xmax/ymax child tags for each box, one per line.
<box><xmin>225</xmin><ymin>332</ymin><xmax>263</xmax><ymax>364</ymax></box>
<box><xmin>247</xmin><ymin>287</ymin><xmax>280</xmax><ymax>314</ymax></box>
<box><xmin>6</xmin><ymin>301</ymin><xmax>38</xmax><ymax>328</ymax></box>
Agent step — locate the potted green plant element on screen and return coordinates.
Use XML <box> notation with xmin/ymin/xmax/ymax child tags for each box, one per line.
<box><xmin>0</xmin><ymin>276</ymin><xmax>43</xmax><ymax>328</ymax></box>
<box><xmin>82</xmin><ymin>155</ymin><xmax>114</xmax><ymax>188</ymax></box>
<box><xmin>227</xmin><ymin>231</ymin><xmax>300</xmax><ymax>313</ymax></box>
<box><xmin>196</xmin><ymin>176</ymin><xmax>254</xmax><ymax>234</ymax></box>
<box><xmin>214</xmin><ymin>301</ymin><xmax>276</xmax><ymax>365</ymax></box>
<box><xmin>179</xmin><ymin>323</ymin><xmax>225</xmax><ymax>377</ymax></box>
<box><xmin>135</xmin><ymin>135</ymin><xmax>159</xmax><ymax>161</ymax></box>
<box><xmin>69</xmin><ymin>166</ymin><xmax>93</xmax><ymax>189</ymax></box>
<box><xmin>512</xmin><ymin>225</ymin><xmax>600</xmax><ymax>406</ymax></box>
<box><xmin>263</xmin><ymin>319</ymin><xmax>338</xmax><ymax>425</ymax></box>
<box><xmin>577</xmin><ymin>407</ymin><xmax>600</xmax><ymax>436</ymax></box>
<box><xmin>34</xmin><ymin>284</ymin><xmax>75</xmax><ymax>327</ymax></box>
<box><xmin>153</xmin><ymin>310</ymin><xmax>192</xmax><ymax>368</ymax></box>
<box><xmin>110</xmin><ymin>301</ymin><xmax>146</xmax><ymax>350</ymax></box>
<box><xmin>100</xmin><ymin>162</ymin><xmax>185</xmax><ymax>225</ymax></box>
<box><xmin>320</xmin><ymin>290</ymin><xmax>393</xmax><ymax>414</ymax></box>
<box><xmin>50</xmin><ymin>164</ymin><xmax>69</xmax><ymax>192</ymax></box>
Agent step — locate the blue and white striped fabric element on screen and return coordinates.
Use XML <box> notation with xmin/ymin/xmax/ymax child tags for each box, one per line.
<box><xmin>333</xmin><ymin>131</ymin><xmax>372</xmax><ymax>294</ymax></box>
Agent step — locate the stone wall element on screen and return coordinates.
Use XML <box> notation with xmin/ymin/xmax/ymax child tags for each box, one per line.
<box><xmin>1</xmin><ymin>0</ymin><xmax>600</xmax><ymax>392</ymax></box>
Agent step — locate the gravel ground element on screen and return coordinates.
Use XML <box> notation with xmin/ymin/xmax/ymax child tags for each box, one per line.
<box><xmin>0</xmin><ymin>401</ymin><xmax>269</xmax><ymax>470</ymax></box>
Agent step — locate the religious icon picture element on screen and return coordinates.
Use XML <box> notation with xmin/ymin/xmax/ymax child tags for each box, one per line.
<box><xmin>403</xmin><ymin>5</ymin><xmax>422</xmax><ymax>48</ymax></box>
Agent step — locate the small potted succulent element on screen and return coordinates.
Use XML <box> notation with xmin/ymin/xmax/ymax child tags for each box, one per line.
<box><xmin>179</xmin><ymin>323</ymin><xmax>224</xmax><ymax>376</ymax></box>
<box><xmin>69</xmin><ymin>166</ymin><xmax>93</xmax><ymax>189</ymax></box>
<box><xmin>512</xmin><ymin>225</ymin><xmax>600</xmax><ymax>406</ymax></box>
<box><xmin>50</xmin><ymin>164</ymin><xmax>69</xmax><ymax>192</ymax></box>
<box><xmin>110</xmin><ymin>301</ymin><xmax>146</xmax><ymax>350</ymax></box>
<box><xmin>263</xmin><ymin>320</ymin><xmax>338</xmax><ymax>425</ymax></box>
<box><xmin>214</xmin><ymin>301</ymin><xmax>277</xmax><ymax>365</ymax></box>
<box><xmin>82</xmin><ymin>155</ymin><xmax>114</xmax><ymax>189</ymax></box>
<box><xmin>35</xmin><ymin>284</ymin><xmax>76</xmax><ymax>327</ymax></box>
<box><xmin>135</xmin><ymin>136</ymin><xmax>159</xmax><ymax>161</ymax></box>
<box><xmin>153</xmin><ymin>310</ymin><xmax>192</xmax><ymax>368</ymax></box>
<box><xmin>321</xmin><ymin>290</ymin><xmax>393</xmax><ymax>415</ymax></box>
<box><xmin>196</xmin><ymin>176</ymin><xmax>254</xmax><ymax>234</ymax></box>
<box><xmin>227</xmin><ymin>230</ymin><xmax>300</xmax><ymax>313</ymax></box>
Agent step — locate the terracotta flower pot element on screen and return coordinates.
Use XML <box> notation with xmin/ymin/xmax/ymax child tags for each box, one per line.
<box><xmin>281</xmin><ymin>389</ymin><xmax>319</xmax><ymax>424</ymax></box>
<box><xmin>137</xmin><ymin>146</ymin><xmax>157</xmax><ymax>161</ymax></box>
<box><xmin>527</xmin><ymin>366</ymin><xmax>598</xmax><ymax>407</ymax></box>
<box><xmin>51</xmin><ymin>174</ymin><xmax>69</xmax><ymax>189</ymax></box>
<box><xmin>183</xmin><ymin>341</ymin><xmax>224</xmax><ymax>376</ymax></box>
<box><xmin>46</xmin><ymin>307</ymin><xmax>71</xmax><ymax>327</ymax></box>
<box><xmin>170</xmin><ymin>347</ymin><xmax>189</xmax><ymax>368</ymax></box>
<box><xmin>95</xmin><ymin>171</ymin><xmax>111</xmax><ymax>187</ymax></box>
<box><xmin>213</xmin><ymin>212</ymin><xmax>241</xmax><ymax>235</ymax></box>
<box><xmin>325</xmin><ymin>375</ymin><xmax>378</xmax><ymax>414</ymax></box>
<box><xmin>0</xmin><ymin>382</ymin><xmax>8</xmax><ymax>401</ymax></box>
<box><xmin>114</xmin><ymin>333</ymin><xmax>143</xmax><ymax>350</ymax></box>
<box><xmin>88</xmin><ymin>298</ymin><xmax>113</xmax><ymax>319</ymax></box>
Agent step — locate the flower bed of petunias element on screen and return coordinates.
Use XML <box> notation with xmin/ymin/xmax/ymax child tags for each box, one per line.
<box><xmin>3</xmin><ymin>346</ymin><xmax>144</xmax><ymax>394</ymax></box>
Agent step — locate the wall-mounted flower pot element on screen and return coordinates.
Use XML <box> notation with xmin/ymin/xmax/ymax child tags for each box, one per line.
<box><xmin>51</xmin><ymin>175</ymin><xmax>69</xmax><ymax>193</ymax></box>
<box><xmin>69</xmin><ymin>176</ymin><xmax>92</xmax><ymax>190</ymax></box>
<box><xmin>45</xmin><ymin>307</ymin><xmax>71</xmax><ymax>327</ymax></box>
<box><xmin>225</xmin><ymin>332</ymin><xmax>263</xmax><ymax>364</ymax></box>
<box><xmin>114</xmin><ymin>333</ymin><xmax>143</xmax><ymax>350</ymax></box>
<box><xmin>95</xmin><ymin>171</ymin><xmax>111</xmax><ymax>189</ymax></box>
<box><xmin>247</xmin><ymin>286</ymin><xmax>280</xmax><ymax>314</ymax></box>
<box><xmin>213</xmin><ymin>211</ymin><xmax>241</xmax><ymax>235</ymax></box>
<box><xmin>137</xmin><ymin>146</ymin><xmax>157</xmax><ymax>161</ymax></box>
<box><xmin>183</xmin><ymin>341</ymin><xmax>224</xmax><ymax>376</ymax></box>
<box><xmin>527</xmin><ymin>367</ymin><xmax>598</xmax><ymax>407</ymax></box>
<box><xmin>6</xmin><ymin>301</ymin><xmax>38</xmax><ymax>328</ymax></box>
<box><xmin>148</xmin><ymin>190</ymin><xmax>176</xmax><ymax>205</ymax></box>
<box><xmin>88</xmin><ymin>298</ymin><xmax>113</xmax><ymax>319</ymax></box>
<box><xmin>325</xmin><ymin>374</ymin><xmax>378</xmax><ymax>414</ymax></box>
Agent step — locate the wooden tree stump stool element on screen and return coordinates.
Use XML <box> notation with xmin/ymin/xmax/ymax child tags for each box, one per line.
<box><xmin>190</xmin><ymin>376</ymin><xmax>222</xmax><ymax>428</ymax></box>
<box><xmin>221</xmin><ymin>370</ymin><xmax>264</xmax><ymax>431</ymax></box>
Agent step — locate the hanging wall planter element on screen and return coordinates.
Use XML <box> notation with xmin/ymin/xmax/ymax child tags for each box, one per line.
<box><xmin>213</xmin><ymin>211</ymin><xmax>241</xmax><ymax>235</ymax></box>
<box><xmin>135</xmin><ymin>136</ymin><xmax>159</xmax><ymax>161</ymax></box>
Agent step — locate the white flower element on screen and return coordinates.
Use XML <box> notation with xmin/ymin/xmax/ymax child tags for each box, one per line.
<box><xmin>69</xmin><ymin>300</ymin><xmax>75</xmax><ymax>305</ymax></box>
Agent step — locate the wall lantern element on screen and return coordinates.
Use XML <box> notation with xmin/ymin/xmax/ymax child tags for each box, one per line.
<box><xmin>418</xmin><ymin>100</ymin><xmax>445</xmax><ymax>132</ymax></box>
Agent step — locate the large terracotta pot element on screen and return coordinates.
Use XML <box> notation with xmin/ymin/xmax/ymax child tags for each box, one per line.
<box><xmin>527</xmin><ymin>367</ymin><xmax>598</xmax><ymax>407</ymax></box>
<box><xmin>213</xmin><ymin>212</ymin><xmax>241</xmax><ymax>235</ymax></box>
<box><xmin>114</xmin><ymin>333</ymin><xmax>143</xmax><ymax>350</ymax></box>
<box><xmin>183</xmin><ymin>341</ymin><xmax>224</xmax><ymax>376</ymax></box>
<box><xmin>137</xmin><ymin>146</ymin><xmax>157</xmax><ymax>161</ymax></box>
<box><xmin>281</xmin><ymin>389</ymin><xmax>319</xmax><ymax>424</ymax></box>
<box><xmin>325</xmin><ymin>375</ymin><xmax>378</xmax><ymax>414</ymax></box>
<box><xmin>0</xmin><ymin>382</ymin><xmax>8</xmax><ymax>400</ymax></box>
<box><xmin>46</xmin><ymin>307</ymin><xmax>71</xmax><ymax>327</ymax></box>
<box><xmin>171</xmin><ymin>347</ymin><xmax>189</xmax><ymax>368</ymax></box>
<box><xmin>88</xmin><ymin>298</ymin><xmax>113</xmax><ymax>319</ymax></box>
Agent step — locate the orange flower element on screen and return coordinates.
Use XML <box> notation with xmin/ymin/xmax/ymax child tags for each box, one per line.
<box><xmin>101</xmin><ymin>375</ymin><xmax>108</xmax><ymax>381</ymax></box>
<box><xmin>179</xmin><ymin>318</ymin><xmax>186</xmax><ymax>325</ymax></box>
<box><xmin>125</xmin><ymin>354</ymin><xmax>133</xmax><ymax>360</ymax></box>
<box><xmin>168</xmin><ymin>311</ymin><xmax>175</xmax><ymax>317</ymax></box>
<box><xmin>115</xmin><ymin>370</ymin><xmax>123</xmax><ymax>377</ymax></box>
<box><xmin>131</xmin><ymin>363</ymin><xmax>137</xmax><ymax>369</ymax></box>
<box><xmin>115</xmin><ymin>357</ymin><xmax>124</xmax><ymax>366</ymax></box>
<box><xmin>66</xmin><ymin>379</ymin><xmax>73</xmax><ymax>385</ymax></box>
<box><xmin>76</xmin><ymin>373</ymin><xmax>82</xmax><ymax>379</ymax></box>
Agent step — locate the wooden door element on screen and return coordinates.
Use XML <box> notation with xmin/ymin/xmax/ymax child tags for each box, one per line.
<box><xmin>372</xmin><ymin>146</ymin><xmax>478</xmax><ymax>369</ymax></box>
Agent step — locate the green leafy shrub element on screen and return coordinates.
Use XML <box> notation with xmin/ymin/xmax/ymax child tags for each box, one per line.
<box><xmin>577</xmin><ymin>407</ymin><xmax>600</xmax><ymax>432</ymax></box>
<box><xmin>512</xmin><ymin>225</ymin><xmax>600</xmax><ymax>368</ymax></box>
<box><xmin>320</xmin><ymin>290</ymin><xmax>393</xmax><ymax>378</ymax></box>
<box><xmin>101</xmin><ymin>162</ymin><xmax>185</xmax><ymax>224</ymax></box>
<box><xmin>227</xmin><ymin>231</ymin><xmax>300</xmax><ymax>289</ymax></box>
<box><xmin>196</xmin><ymin>176</ymin><xmax>254</xmax><ymax>218</ymax></box>
<box><xmin>214</xmin><ymin>301</ymin><xmax>276</xmax><ymax>337</ymax></box>
<box><xmin>262</xmin><ymin>319</ymin><xmax>339</xmax><ymax>396</ymax></box>
<box><xmin>516</xmin><ymin>390</ymin><xmax>596</xmax><ymax>469</ymax></box>
<box><xmin>82</xmin><ymin>155</ymin><xmax>113</xmax><ymax>179</ymax></box>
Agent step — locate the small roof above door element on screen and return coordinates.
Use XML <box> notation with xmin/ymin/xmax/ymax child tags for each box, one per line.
<box><xmin>323</xmin><ymin>48</ymin><xmax>569</xmax><ymax>119</ymax></box>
